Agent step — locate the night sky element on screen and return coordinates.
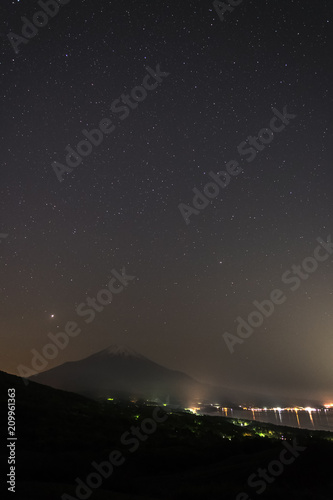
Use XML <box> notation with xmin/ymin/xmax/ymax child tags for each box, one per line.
<box><xmin>1</xmin><ymin>0</ymin><xmax>333</xmax><ymax>402</ymax></box>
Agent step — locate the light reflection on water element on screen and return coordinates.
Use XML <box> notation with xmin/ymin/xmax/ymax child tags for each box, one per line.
<box><xmin>217</xmin><ymin>408</ymin><xmax>333</xmax><ymax>431</ymax></box>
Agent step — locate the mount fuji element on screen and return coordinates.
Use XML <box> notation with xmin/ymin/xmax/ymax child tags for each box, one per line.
<box><xmin>28</xmin><ymin>345</ymin><xmax>208</xmax><ymax>403</ymax></box>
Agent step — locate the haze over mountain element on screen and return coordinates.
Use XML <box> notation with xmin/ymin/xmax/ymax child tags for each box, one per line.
<box><xmin>28</xmin><ymin>345</ymin><xmax>323</xmax><ymax>408</ymax></box>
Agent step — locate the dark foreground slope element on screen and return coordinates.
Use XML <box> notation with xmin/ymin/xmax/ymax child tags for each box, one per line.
<box><xmin>1</xmin><ymin>370</ymin><xmax>333</xmax><ymax>500</ymax></box>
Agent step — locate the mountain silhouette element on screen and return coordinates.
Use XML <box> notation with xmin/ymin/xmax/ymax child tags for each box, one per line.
<box><xmin>29</xmin><ymin>344</ymin><xmax>206</xmax><ymax>403</ymax></box>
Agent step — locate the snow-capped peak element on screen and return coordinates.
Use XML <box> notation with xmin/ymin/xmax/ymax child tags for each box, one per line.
<box><xmin>102</xmin><ymin>345</ymin><xmax>143</xmax><ymax>358</ymax></box>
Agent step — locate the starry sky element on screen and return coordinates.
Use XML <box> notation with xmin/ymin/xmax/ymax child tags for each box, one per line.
<box><xmin>1</xmin><ymin>0</ymin><xmax>333</xmax><ymax>403</ymax></box>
